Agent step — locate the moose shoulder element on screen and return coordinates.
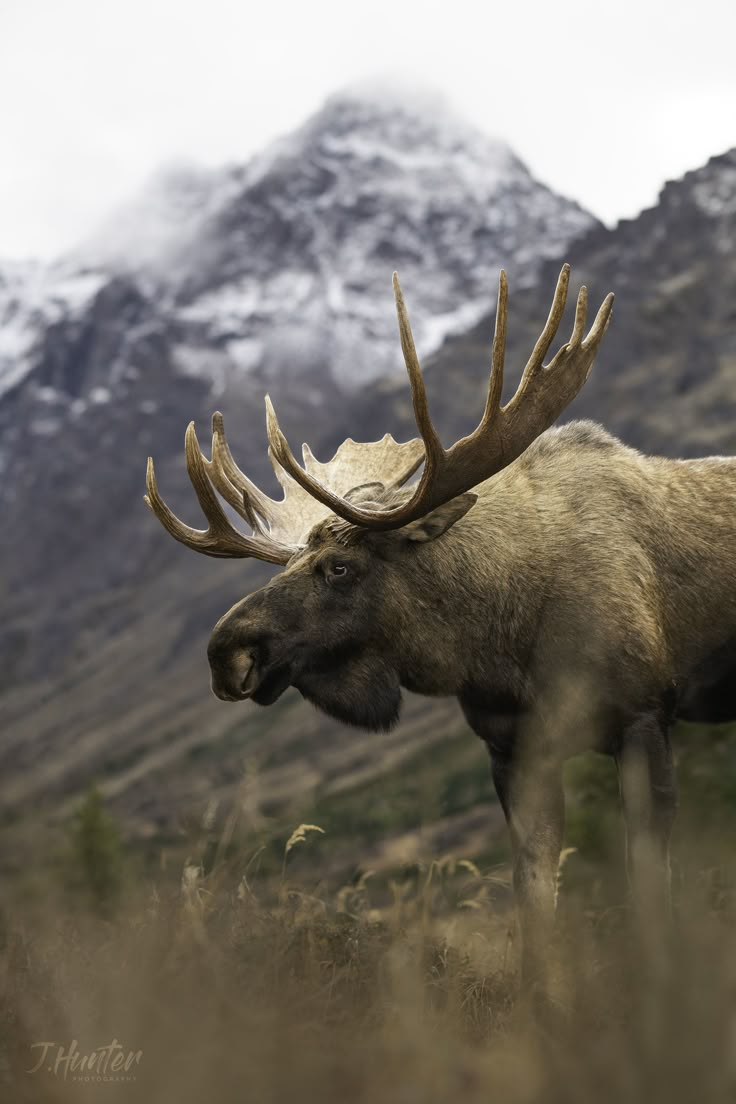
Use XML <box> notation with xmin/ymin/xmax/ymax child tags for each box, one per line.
<box><xmin>145</xmin><ymin>265</ymin><xmax>736</xmax><ymax>982</ymax></box>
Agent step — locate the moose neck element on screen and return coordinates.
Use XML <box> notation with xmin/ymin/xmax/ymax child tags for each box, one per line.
<box><xmin>386</xmin><ymin>469</ymin><xmax>546</xmax><ymax>701</ymax></box>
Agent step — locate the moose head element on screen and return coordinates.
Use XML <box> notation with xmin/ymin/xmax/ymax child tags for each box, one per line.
<box><xmin>145</xmin><ymin>266</ymin><xmax>613</xmax><ymax>732</ymax></box>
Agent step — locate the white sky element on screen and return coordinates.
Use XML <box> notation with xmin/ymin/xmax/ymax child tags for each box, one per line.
<box><xmin>1</xmin><ymin>0</ymin><xmax>734</xmax><ymax>261</ymax></box>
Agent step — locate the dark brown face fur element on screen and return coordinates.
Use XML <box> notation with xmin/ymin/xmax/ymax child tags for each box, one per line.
<box><xmin>206</xmin><ymin>490</ymin><xmax>477</xmax><ymax>731</ymax></box>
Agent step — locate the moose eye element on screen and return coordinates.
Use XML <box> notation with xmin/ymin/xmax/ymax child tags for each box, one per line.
<box><xmin>324</xmin><ymin>560</ymin><xmax>351</xmax><ymax>585</ymax></box>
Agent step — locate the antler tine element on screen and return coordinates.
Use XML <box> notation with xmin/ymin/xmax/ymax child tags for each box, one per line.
<box><xmin>265</xmin><ymin>395</ymin><xmax>361</xmax><ymax>522</ymax></box>
<box><xmin>184</xmin><ymin>422</ymin><xmax>238</xmax><ymax>539</ymax></box>
<box><xmin>582</xmin><ymin>291</ymin><xmax>615</xmax><ymax>352</ymax></box>
<box><xmin>145</xmin><ymin>422</ymin><xmax>293</xmax><ymax>564</ymax></box>
<box><xmin>207</xmin><ymin>411</ymin><xmax>277</xmax><ymax>532</ymax></box>
<box><xmin>145</xmin><ymin>455</ymin><xmax>209</xmax><ymax>549</ymax></box>
<box><xmin>391</xmin><ymin>272</ymin><xmax>445</xmax><ymax>471</ymax></box>
<box><xmin>514</xmin><ymin>264</ymin><xmax>570</xmax><ymax>399</ymax></box>
<box><xmin>569</xmin><ymin>284</ymin><xmax>588</xmax><ymax>348</ymax></box>
<box><xmin>480</xmin><ymin>269</ymin><xmax>508</xmax><ymax>428</ymax></box>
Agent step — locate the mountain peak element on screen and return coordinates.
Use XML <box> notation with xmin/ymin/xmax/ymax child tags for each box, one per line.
<box><xmin>285</xmin><ymin>81</ymin><xmax>516</xmax><ymax>178</ymax></box>
<box><xmin>1</xmin><ymin>85</ymin><xmax>600</xmax><ymax>410</ymax></box>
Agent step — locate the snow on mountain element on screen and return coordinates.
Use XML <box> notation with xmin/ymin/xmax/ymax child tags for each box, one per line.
<box><xmin>154</xmin><ymin>89</ymin><xmax>597</xmax><ymax>386</ymax></box>
<box><xmin>0</xmin><ymin>86</ymin><xmax>598</xmax><ymax>410</ymax></box>
<box><xmin>0</xmin><ymin>261</ymin><xmax>106</xmax><ymax>400</ymax></box>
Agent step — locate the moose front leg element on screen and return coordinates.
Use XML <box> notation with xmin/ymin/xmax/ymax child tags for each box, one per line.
<box><xmin>615</xmin><ymin>708</ymin><xmax>678</xmax><ymax>917</ymax></box>
<box><xmin>491</xmin><ymin>754</ymin><xmax>565</xmax><ymax>986</ymax></box>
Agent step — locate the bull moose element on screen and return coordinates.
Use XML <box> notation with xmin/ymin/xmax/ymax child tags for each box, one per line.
<box><xmin>145</xmin><ymin>265</ymin><xmax>736</xmax><ymax>979</ymax></box>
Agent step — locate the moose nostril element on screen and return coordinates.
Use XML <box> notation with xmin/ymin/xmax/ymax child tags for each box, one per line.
<box><xmin>241</xmin><ymin>660</ymin><xmax>261</xmax><ymax>696</ymax></box>
<box><xmin>231</xmin><ymin>648</ymin><xmax>257</xmax><ymax>693</ymax></box>
<box><xmin>209</xmin><ymin>646</ymin><xmax>260</xmax><ymax>702</ymax></box>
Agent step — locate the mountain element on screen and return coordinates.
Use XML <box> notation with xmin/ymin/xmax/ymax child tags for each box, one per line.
<box><xmin>1</xmin><ymin>90</ymin><xmax>595</xmax><ymax>414</ymax></box>
<box><xmin>363</xmin><ymin>147</ymin><xmax>736</xmax><ymax>462</ymax></box>
<box><xmin>75</xmin><ymin>89</ymin><xmax>594</xmax><ymax>386</ymax></box>
<box><xmin>0</xmin><ymin>88</ymin><xmax>733</xmax><ymax>883</ymax></box>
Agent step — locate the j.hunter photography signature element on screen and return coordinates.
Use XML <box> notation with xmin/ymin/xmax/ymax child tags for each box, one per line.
<box><xmin>27</xmin><ymin>1039</ymin><xmax>143</xmax><ymax>1082</ymax></box>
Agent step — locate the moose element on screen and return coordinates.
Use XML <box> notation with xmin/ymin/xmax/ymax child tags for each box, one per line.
<box><xmin>146</xmin><ymin>265</ymin><xmax>736</xmax><ymax>980</ymax></box>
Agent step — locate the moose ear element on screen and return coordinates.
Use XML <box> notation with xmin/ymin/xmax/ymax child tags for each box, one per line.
<box><xmin>400</xmin><ymin>493</ymin><xmax>478</xmax><ymax>543</ymax></box>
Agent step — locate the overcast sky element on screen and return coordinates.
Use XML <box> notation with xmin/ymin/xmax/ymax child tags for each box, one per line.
<box><xmin>2</xmin><ymin>0</ymin><xmax>734</xmax><ymax>261</ymax></box>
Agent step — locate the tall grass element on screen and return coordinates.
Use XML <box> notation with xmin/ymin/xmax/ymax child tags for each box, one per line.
<box><xmin>3</xmin><ymin>792</ymin><xmax>736</xmax><ymax>1104</ymax></box>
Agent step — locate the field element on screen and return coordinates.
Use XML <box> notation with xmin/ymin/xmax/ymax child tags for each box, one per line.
<box><xmin>3</xmin><ymin>720</ymin><xmax>736</xmax><ymax>1103</ymax></box>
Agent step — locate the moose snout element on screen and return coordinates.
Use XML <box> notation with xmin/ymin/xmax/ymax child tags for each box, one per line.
<box><xmin>207</xmin><ymin>594</ymin><xmax>269</xmax><ymax>701</ymax></box>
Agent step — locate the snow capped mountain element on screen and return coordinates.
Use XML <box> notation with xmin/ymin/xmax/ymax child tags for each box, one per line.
<box><xmin>158</xmin><ymin>89</ymin><xmax>596</xmax><ymax>387</ymax></box>
<box><xmin>0</xmin><ymin>86</ymin><xmax>597</xmax><ymax>410</ymax></box>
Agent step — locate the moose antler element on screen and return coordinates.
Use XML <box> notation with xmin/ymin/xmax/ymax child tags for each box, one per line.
<box><xmin>265</xmin><ymin>264</ymin><xmax>614</xmax><ymax>531</ymax></box>
<box><xmin>145</xmin><ymin>413</ymin><xmax>425</xmax><ymax>562</ymax></box>
<box><xmin>146</xmin><ymin>264</ymin><xmax>613</xmax><ymax>557</ymax></box>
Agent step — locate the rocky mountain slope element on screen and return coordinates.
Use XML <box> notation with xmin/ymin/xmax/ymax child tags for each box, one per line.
<box><xmin>0</xmin><ymin>90</ymin><xmax>733</xmax><ymax>881</ymax></box>
<box><xmin>353</xmin><ymin>148</ymin><xmax>736</xmax><ymax>463</ymax></box>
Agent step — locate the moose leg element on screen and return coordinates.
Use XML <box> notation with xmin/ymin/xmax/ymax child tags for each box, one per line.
<box><xmin>491</xmin><ymin>754</ymin><xmax>565</xmax><ymax>985</ymax></box>
<box><xmin>615</xmin><ymin>709</ymin><xmax>678</xmax><ymax>917</ymax></box>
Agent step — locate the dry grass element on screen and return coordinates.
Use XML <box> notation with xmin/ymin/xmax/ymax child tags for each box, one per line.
<box><xmin>3</xmin><ymin>806</ymin><xmax>736</xmax><ymax>1104</ymax></box>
